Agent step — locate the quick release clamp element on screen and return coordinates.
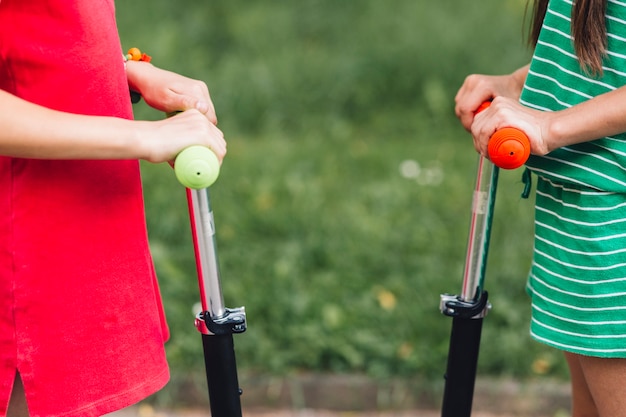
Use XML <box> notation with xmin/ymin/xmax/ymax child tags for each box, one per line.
<box><xmin>440</xmin><ymin>291</ymin><xmax>491</xmax><ymax>319</ymax></box>
<box><xmin>196</xmin><ymin>307</ymin><xmax>247</xmax><ymax>336</ymax></box>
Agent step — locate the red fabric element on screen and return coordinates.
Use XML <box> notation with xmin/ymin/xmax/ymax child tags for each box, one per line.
<box><xmin>0</xmin><ymin>0</ymin><xmax>170</xmax><ymax>415</ymax></box>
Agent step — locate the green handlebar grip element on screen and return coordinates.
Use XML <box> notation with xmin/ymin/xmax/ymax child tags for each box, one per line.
<box><xmin>174</xmin><ymin>145</ymin><xmax>220</xmax><ymax>189</ymax></box>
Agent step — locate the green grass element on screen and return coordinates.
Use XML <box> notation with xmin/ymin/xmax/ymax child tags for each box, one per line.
<box><xmin>117</xmin><ymin>0</ymin><xmax>570</xmax><ymax>396</ymax></box>
<box><xmin>140</xmin><ymin>120</ymin><xmax>566</xmax><ymax>382</ymax></box>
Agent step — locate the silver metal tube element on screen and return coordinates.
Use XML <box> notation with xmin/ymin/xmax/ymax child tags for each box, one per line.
<box><xmin>188</xmin><ymin>188</ymin><xmax>226</xmax><ymax>319</ymax></box>
<box><xmin>461</xmin><ymin>156</ymin><xmax>498</xmax><ymax>302</ymax></box>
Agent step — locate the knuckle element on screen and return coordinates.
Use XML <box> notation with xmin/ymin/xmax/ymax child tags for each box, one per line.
<box><xmin>191</xmin><ymin>81</ymin><xmax>208</xmax><ymax>96</ymax></box>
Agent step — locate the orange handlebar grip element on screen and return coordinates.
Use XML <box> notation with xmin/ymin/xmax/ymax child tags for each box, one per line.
<box><xmin>475</xmin><ymin>101</ymin><xmax>530</xmax><ymax>170</ymax></box>
<box><xmin>487</xmin><ymin>128</ymin><xmax>530</xmax><ymax>170</ymax></box>
<box><xmin>475</xmin><ymin>101</ymin><xmax>492</xmax><ymax>114</ymax></box>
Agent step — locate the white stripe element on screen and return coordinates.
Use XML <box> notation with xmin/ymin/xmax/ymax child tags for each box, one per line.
<box><xmin>536</xmin><ymin>234</ymin><xmax>626</xmax><ymax>257</ymax></box>
<box><xmin>519</xmin><ymin>97</ymin><xmax>553</xmax><ymax>112</ymax></box>
<box><xmin>564</xmin><ymin>146</ymin><xmax>626</xmax><ymax>172</ymax></box>
<box><xmin>530</xmin><ymin>330</ymin><xmax>626</xmax><ymax>353</ymax></box>
<box><xmin>529</xmin><ymin>166</ymin><xmax>596</xmax><ymax>189</ymax></box>
<box><xmin>606</xmin><ymin>49</ymin><xmax>626</xmax><ymax>61</ymax></box>
<box><xmin>532</xmin><ymin>304</ymin><xmax>626</xmax><ymax>326</ymax></box>
<box><xmin>534</xmin><ymin>152</ymin><xmax>626</xmax><ymax>188</ymax></box>
<box><xmin>607</xmin><ymin>13</ymin><xmax>626</xmax><ymax>27</ymax></box>
<box><xmin>535</xmin><ymin>204</ymin><xmax>626</xmax><ymax>227</ymax></box>
<box><xmin>532</xmin><ymin>317</ymin><xmax>626</xmax><ymax>339</ymax></box>
<box><xmin>536</xmin><ymin>39</ymin><xmax>577</xmax><ymax>61</ymax></box>
<box><xmin>532</xmin><ymin>55</ymin><xmax>617</xmax><ymax>91</ymax></box>
<box><xmin>527</xmin><ymin>68</ymin><xmax>593</xmax><ymax>100</ymax></box>
<box><xmin>536</xmin><ymin>220</ymin><xmax>626</xmax><ymax>243</ymax></box>
<box><xmin>535</xmin><ymin>191</ymin><xmax>623</xmax><ymax>212</ymax></box>
<box><xmin>533</xmin><ymin>262</ymin><xmax>626</xmax><ymax>285</ymax></box>
<box><xmin>608</xmin><ymin>31</ymin><xmax>626</xmax><ymax>43</ymax></box>
<box><xmin>529</xmin><ymin>279</ymin><xmax>626</xmax><ymax>311</ymax></box>
<box><xmin>534</xmin><ymin>326</ymin><xmax>626</xmax><ymax>342</ymax></box>
<box><xmin>522</xmin><ymin>84</ymin><xmax>573</xmax><ymax>109</ymax></box>
<box><xmin>541</xmin><ymin>178</ymin><xmax>616</xmax><ymax>196</ymax></box>
<box><xmin>531</xmin><ymin>269</ymin><xmax>626</xmax><ymax>297</ymax></box>
<box><xmin>597</xmin><ymin>138</ymin><xmax>626</xmax><ymax>157</ymax></box>
<box><xmin>542</xmin><ymin>24</ymin><xmax>572</xmax><ymax>43</ymax></box>
<box><xmin>534</xmin><ymin>247</ymin><xmax>626</xmax><ymax>272</ymax></box>
<box><xmin>547</xmin><ymin>7</ymin><xmax>571</xmax><ymax>24</ymax></box>
<box><xmin>605</xmin><ymin>8</ymin><xmax>626</xmax><ymax>69</ymax></box>
<box><xmin>600</xmin><ymin>63</ymin><xmax>626</xmax><ymax>78</ymax></box>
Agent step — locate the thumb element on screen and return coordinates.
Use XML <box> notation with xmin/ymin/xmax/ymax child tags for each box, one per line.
<box><xmin>170</xmin><ymin>91</ymin><xmax>218</xmax><ymax>125</ymax></box>
<box><xmin>173</xmin><ymin>93</ymin><xmax>200</xmax><ymax>112</ymax></box>
<box><xmin>192</xmin><ymin>98</ymin><xmax>218</xmax><ymax>125</ymax></box>
<box><xmin>194</xmin><ymin>100</ymin><xmax>210</xmax><ymax>114</ymax></box>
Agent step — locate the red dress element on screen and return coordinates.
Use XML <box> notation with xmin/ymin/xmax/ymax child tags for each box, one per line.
<box><xmin>0</xmin><ymin>1</ymin><xmax>170</xmax><ymax>415</ymax></box>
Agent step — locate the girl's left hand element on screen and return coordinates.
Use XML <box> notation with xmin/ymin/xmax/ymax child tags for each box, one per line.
<box><xmin>126</xmin><ymin>61</ymin><xmax>218</xmax><ymax>125</ymax></box>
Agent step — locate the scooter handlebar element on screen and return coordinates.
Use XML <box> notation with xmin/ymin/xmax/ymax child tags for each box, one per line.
<box><xmin>476</xmin><ymin>101</ymin><xmax>530</xmax><ymax>170</ymax></box>
<box><xmin>166</xmin><ymin>110</ymin><xmax>221</xmax><ymax>189</ymax></box>
<box><xmin>174</xmin><ymin>145</ymin><xmax>220</xmax><ymax>189</ymax></box>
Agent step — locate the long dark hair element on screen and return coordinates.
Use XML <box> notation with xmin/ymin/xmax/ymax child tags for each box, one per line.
<box><xmin>528</xmin><ymin>0</ymin><xmax>608</xmax><ymax>74</ymax></box>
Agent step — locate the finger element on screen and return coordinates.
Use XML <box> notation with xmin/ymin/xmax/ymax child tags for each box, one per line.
<box><xmin>459</xmin><ymin>112</ymin><xmax>475</xmax><ymax>132</ymax></box>
<box><xmin>207</xmin><ymin>125</ymin><xmax>227</xmax><ymax>161</ymax></box>
<box><xmin>184</xmin><ymin>96</ymin><xmax>218</xmax><ymax>125</ymax></box>
<box><xmin>169</xmin><ymin>92</ymin><xmax>216</xmax><ymax>123</ymax></box>
<box><xmin>197</xmin><ymin>99</ymin><xmax>218</xmax><ymax>125</ymax></box>
<box><xmin>457</xmin><ymin>102</ymin><xmax>480</xmax><ymax>131</ymax></box>
<box><xmin>456</xmin><ymin>96</ymin><xmax>490</xmax><ymax>132</ymax></box>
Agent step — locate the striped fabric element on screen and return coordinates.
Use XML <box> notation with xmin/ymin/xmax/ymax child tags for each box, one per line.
<box><xmin>528</xmin><ymin>178</ymin><xmax>626</xmax><ymax>356</ymax></box>
<box><xmin>521</xmin><ymin>0</ymin><xmax>626</xmax><ymax>357</ymax></box>
<box><xmin>521</xmin><ymin>0</ymin><xmax>626</xmax><ymax>192</ymax></box>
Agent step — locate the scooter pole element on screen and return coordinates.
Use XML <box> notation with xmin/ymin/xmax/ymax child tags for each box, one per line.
<box><xmin>175</xmin><ymin>147</ymin><xmax>246</xmax><ymax>417</ymax></box>
<box><xmin>440</xmin><ymin>156</ymin><xmax>497</xmax><ymax>417</ymax></box>
<box><xmin>439</xmin><ymin>102</ymin><xmax>529</xmax><ymax>417</ymax></box>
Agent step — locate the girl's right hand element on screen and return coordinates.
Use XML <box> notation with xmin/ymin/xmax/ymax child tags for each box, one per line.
<box><xmin>138</xmin><ymin>109</ymin><xmax>226</xmax><ymax>164</ymax></box>
<box><xmin>454</xmin><ymin>65</ymin><xmax>529</xmax><ymax>131</ymax></box>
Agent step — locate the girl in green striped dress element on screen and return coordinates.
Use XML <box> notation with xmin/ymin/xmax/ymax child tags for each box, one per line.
<box><xmin>456</xmin><ymin>1</ymin><xmax>626</xmax><ymax>416</ymax></box>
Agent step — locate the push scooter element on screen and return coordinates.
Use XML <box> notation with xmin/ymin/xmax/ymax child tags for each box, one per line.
<box><xmin>439</xmin><ymin>102</ymin><xmax>529</xmax><ymax>417</ymax></box>
<box><xmin>131</xmin><ymin>77</ymin><xmax>246</xmax><ymax>415</ymax></box>
<box><xmin>174</xmin><ymin>147</ymin><xmax>247</xmax><ymax>417</ymax></box>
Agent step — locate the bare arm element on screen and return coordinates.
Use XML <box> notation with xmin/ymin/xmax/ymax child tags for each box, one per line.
<box><xmin>0</xmin><ymin>88</ymin><xmax>225</xmax><ymax>163</ymax></box>
<box><xmin>545</xmin><ymin>86</ymin><xmax>626</xmax><ymax>150</ymax></box>
<box><xmin>470</xmin><ymin>85</ymin><xmax>626</xmax><ymax>158</ymax></box>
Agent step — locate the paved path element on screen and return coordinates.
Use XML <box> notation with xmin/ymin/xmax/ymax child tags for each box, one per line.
<box><xmin>105</xmin><ymin>375</ymin><xmax>570</xmax><ymax>417</ymax></box>
<box><xmin>108</xmin><ymin>405</ymin><xmax>533</xmax><ymax>417</ymax></box>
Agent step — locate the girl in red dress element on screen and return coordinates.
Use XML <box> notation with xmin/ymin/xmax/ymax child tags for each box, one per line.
<box><xmin>0</xmin><ymin>0</ymin><xmax>226</xmax><ymax>415</ymax></box>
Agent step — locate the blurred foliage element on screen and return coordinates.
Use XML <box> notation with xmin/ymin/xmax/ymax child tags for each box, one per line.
<box><xmin>116</xmin><ymin>0</ymin><xmax>569</xmax><ymax>398</ymax></box>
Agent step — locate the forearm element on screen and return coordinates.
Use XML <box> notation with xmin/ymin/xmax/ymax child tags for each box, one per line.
<box><xmin>511</xmin><ymin>64</ymin><xmax>530</xmax><ymax>95</ymax></box>
<box><xmin>546</xmin><ymin>86</ymin><xmax>626</xmax><ymax>151</ymax></box>
<box><xmin>0</xmin><ymin>90</ymin><xmax>146</xmax><ymax>160</ymax></box>
<box><xmin>125</xmin><ymin>59</ymin><xmax>154</xmax><ymax>95</ymax></box>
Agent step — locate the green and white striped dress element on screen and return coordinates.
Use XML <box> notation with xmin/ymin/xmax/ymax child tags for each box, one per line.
<box><xmin>520</xmin><ymin>0</ymin><xmax>626</xmax><ymax>357</ymax></box>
